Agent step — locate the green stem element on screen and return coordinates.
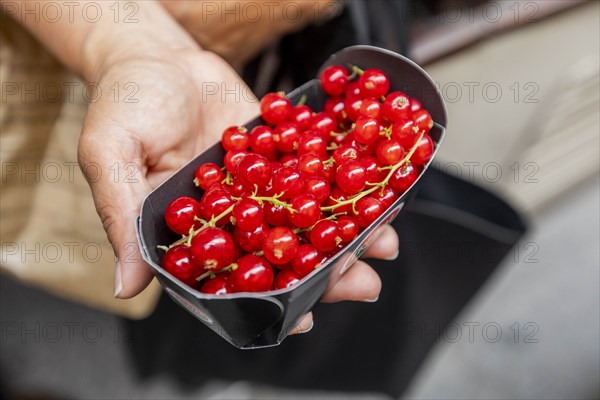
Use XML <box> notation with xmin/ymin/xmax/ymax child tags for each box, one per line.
<box><xmin>320</xmin><ymin>132</ymin><xmax>424</xmax><ymax>213</ymax></box>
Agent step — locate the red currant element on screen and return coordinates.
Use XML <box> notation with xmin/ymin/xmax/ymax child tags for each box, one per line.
<box><xmin>264</xmin><ymin>203</ymin><xmax>289</xmax><ymax>226</ymax></box>
<box><xmin>224</xmin><ymin>150</ymin><xmax>248</xmax><ymax>173</ymax></box>
<box><xmin>260</xmin><ymin>92</ymin><xmax>292</xmax><ymax>125</ymax></box>
<box><xmin>161</xmin><ymin>245</ymin><xmax>202</xmax><ymax>287</ymax></box>
<box><xmin>297</xmin><ymin>153</ymin><xmax>323</xmax><ymax>177</ymax></box>
<box><xmin>234</xmin><ymin>221</ymin><xmax>268</xmax><ymax>252</ymax></box>
<box><xmin>304</xmin><ymin>176</ymin><xmax>330</xmax><ymax>203</ymax></box>
<box><xmin>358</xmin><ymin>68</ymin><xmax>390</xmax><ymax>98</ymax></box>
<box><xmin>391</xmin><ymin>117</ymin><xmax>418</xmax><ymax>148</ymax></box>
<box><xmin>358</xmin><ymin>97</ymin><xmax>383</xmax><ymax>120</ymax></box>
<box><xmin>200</xmin><ymin>274</ymin><xmax>233</xmax><ymax>295</ymax></box>
<box><xmin>263</xmin><ymin>226</ymin><xmax>299</xmax><ymax>265</ymax></box>
<box><xmin>413</xmin><ymin>109</ymin><xmax>433</xmax><ymax>134</ymax></box>
<box><xmin>274</xmin><ymin>122</ymin><xmax>300</xmax><ymax>153</ymax></box>
<box><xmin>355</xmin><ymin>197</ymin><xmax>384</xmax><ymax>228</ymax></box>
<box><xmin>375</xmin><ymin>139</ymin><xmax>405</xmax><ymax>165</ymax></box>
<box><xmin>382</xmin><ymin>91</ymin><xmax>412</xmax><ymax>122</ymax></box>
<box><xmin>410</xmin><ymin>134</ymin><xmax>434</xmax><ymax>166</ymax></box>
<box><xmin>324</xmin><ymin>97</ymin><xmax>347</xmax><ymax>123</ymax></box>
<box><xmin>289</xmin><ymin>105</ymin><xmax>313</xmax><ymax>131</ymax></box>
<box><xmin>292</xmin><ymin>244</ymin><xmax>326</xmax><ymax>277</ymax></box>
<box><xmin>231</xmin><ymin>198</ymin><xmax>264</xmax><ymax>231</ymax></box>
<box><xmin>273</xmin><ymin>269</ymin><xmax>301</xmax><ymax>290</ymax></box>
<box><xmin>237</xmin><ymin>153</ymin><xmax>272</xmax><ymax>190</ymax></box>
<box><xmin>411</xmin><ymin>98</ymin><xmax>423</xmax><ymax>112</ymax></box>
<box><xmin>249</xmin><ymin>125</ymin><xmax>276</xmax><ymax>155</ymax></box>
<box><xmin>309</xmin><ymin>112</ymin><xmax>337</xmax><ymax>138</ymax></box>
<box><xmin>336</xmin><ymin>160</ymin><xmax>367</xmax><ymax>194</ymax></box>
<box><xmin>332</xmin><ymin>144</ymin><xmax>359</xmax><ymax>165</ymax></box>
<box><xmin>231</xmin><ymin>254</ymin><xmax>274</xmax><ymax>292</ymax></box>
<box><xmin>389</xmin><ymin>163</ymin><xmax>419</xmax><ymax>194</ymax></box>
<box><xmin>194</xmin><ymin>163</ymin><xmax>224</xmax><ymax>190</ymax></box>
<box><xmin>288</xmin><ymin>194</ymin><xmax>320</xmax><ymax>228</ymax></box>
<box><xmin>344</xmin><ymin>96</ymin><xmax>364</xmax><ymax>122</ymax></box>
<box><xmin>354</xmin><ymin>116</ymin><xmax>381</xmax><ymax>145</ymax></box>
<box><xmin>200</xmin><ymin>189</ymin><xmax>233</xmax><ymax>225</ymax></box>
<box><xmin>310</xmin><ymin>220</ymin><xmax>342</xmax><ymax>252</ymax></box>
<box><xmin>336</xmin><ymin>216</ymin><xmax>359</xmax><ymax>243</ymax></box>
<box><xmin>272</xmin><ymin>166</ymin><xmax>304</xmax><ymax>199</ymax></box>
<box><xmin>190</xmin><ymin>227</ymin><xmax>236</xmax><ymax>270</ymax></box>
<box><xmin>165</xmin><ymin>196</ymin><xmax>201</xmax><ymax>235</ymax></box>
<box><xmin>221</xmin><ymin>126</ymin><xmax>249</xmax><ymax>151</ymax></box>
<box><xmin>320</xmin><ymin>65</ymin><xmax>349</xmax><ymax>96</ymax></box>
<box><xmin>361</xmin><ymin>156</ymin><xmax>386</xmax><ymax>183</ymax></box>
<box><xmin>297</xmin><ymin>130</ymin><xmax>328</xmax><ymax>158</ymax></box>
<box><xmin>371</xmin><ymin>186</ymin><xmax>399</xmax><ymax>209</ymax></box>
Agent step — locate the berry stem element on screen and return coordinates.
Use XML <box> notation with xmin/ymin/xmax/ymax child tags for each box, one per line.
<box><xmin>320</xmin><ymin>131</ymin><xmax>424</xmax><ymax>213</ymax></box>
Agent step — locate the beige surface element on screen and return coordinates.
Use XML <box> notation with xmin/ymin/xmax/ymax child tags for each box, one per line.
<box><xmin>424</xmin><ymin>1</ymin><xmax>600</xmax><ymax>213</ymax></box>
<box><xmin>0</xmin><ymin>17</ymin><xmax>160</xmax><ymax>319</ymax></box>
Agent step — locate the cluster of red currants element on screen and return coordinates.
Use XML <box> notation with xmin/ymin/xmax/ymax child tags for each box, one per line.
<box><xmin>160</xmin><ymin>65</ymin><xmax>435</xmax><ymax>295</ymax></box>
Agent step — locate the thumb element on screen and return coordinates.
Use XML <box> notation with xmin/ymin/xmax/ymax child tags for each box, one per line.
<box><xmin>78</xmin><ymin>124</ymin><xmax>155</xmax><ymax>299</ymax></box>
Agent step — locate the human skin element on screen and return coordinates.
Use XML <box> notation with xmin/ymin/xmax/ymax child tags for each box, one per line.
<box><xmin>1</xmin><ymin>0</ymin><xmax>399</xmax><ymax>334</ymax></box>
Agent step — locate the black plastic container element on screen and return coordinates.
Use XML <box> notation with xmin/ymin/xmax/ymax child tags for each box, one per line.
<box><xmin>136</xmin><ymin>46</ymin><xmax>448</xmax><ymax>349</ymax></box>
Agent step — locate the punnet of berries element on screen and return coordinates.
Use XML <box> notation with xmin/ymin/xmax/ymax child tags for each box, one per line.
<box><xmin>159</xmin><ymin>65</ymin><xmax>435</xmax><ymax>295</ymax></box>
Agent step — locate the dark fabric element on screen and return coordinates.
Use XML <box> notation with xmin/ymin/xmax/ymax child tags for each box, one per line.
<box><xmin>123</xmin><ymin>168</ymin><xmax>527</xmax><ymax>396</ymax></box>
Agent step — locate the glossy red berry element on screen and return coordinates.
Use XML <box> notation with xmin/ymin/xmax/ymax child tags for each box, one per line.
<box><xmin>354</xmin><ymin>116</ymin><xmax>381</xmax><ymax>145</ymax></box>
<box><xmin>273</xmin><ymin>269</ymin><xmax>301</xmax><ymax>290</ymax></box>
<box><xmin>288</xmin><ymin>194</ymin><xmax>320</xmax><ymax>228</ymax></box>
<box><xmin>194</xmin><ymin>163</ymin><xmax>224</xmax><ymax>190</ymax></box>
<box><xmin>249</xmin><ymin>125</ymin><xmax>276</xmax><ymax>155</ymax></box>
<box><xmin>297</xmin><ymin>130</ymin><xmax>328</xmax><ymax>158</ymax></box>
<box><xmin>358</xmin><ymin>68</ymin><xmax>390</xmax><ymax>98</ymax></box>
<box><xmin>221</xmin><ymin>126</ymin><xmax>249</xmax><ymax>151</ymax></box>
<box><xmin>336</xmin><ymin>216</ymin><xmax>359</xmax><ymax>243</ymax></box>
<box><xmin>237</xmin><ymin>153</ymin><xmax>272</xmax><ymax>190</ymax></box>
<box><xmin>344</xmin><ymin>96</ymin><xmax>364</xmax><ymax>122</ymax></box>
<box><xmin>324</xmin><ymin>97</ymin><xmax>347</xmax><ymax>122</ymax></box>
<box><xmin>310</xmin><ymin>220</ymin><xmax>342</xmax><ymax>252</ymax></box>
<box><xmin>263</xmin><ymin>226</ymin><xmax>299</xmax><ymax>265</ymax></box>
<box><xmin>376</xmin><ymin>139</ymin><xmax>405</xmax><ymax>165</ymax></box>
<box><xmin>309</xmin><ymin>112</ymin><xmax>337</xmax><ymax>138</ymax></box>
<box><xmin>161</xmin><ymin>245</ymin><xmax>202</xmax><ymax>287</ymax></box>
<box><xmin>361</xmin><ymin>156</ymin><xmax>386</xmax><ymax>184</ymax></box>
<box><xmin>358</xmin><ymin>97</ymin><xmax>383</xmax><ymax>120</ymax></box>
<box><xmin>274</xmin><ymin>122</ymin><xmax>300</xmax><ymax>153</ymax></box>
<box><xmin>224</xmin><ymin>150</ymin><xmax>248</xmax><ymax>173</ymax></box>
<box><xmin>413</xmin><ymin>109</ymin><xmax>433</xmax><ymax>134</ymax></box>
<box><xmin>389</xmin><ymin>163</ymin><xmax>419</xmax><ymax>194</ymax></box>
<box><xmin>231</xmin><ymin>198</ymin><xmax>263</xmax><ymax>231</ymax></box>
<box><xmin>231</xmin><ymin>254</ymin><xmax>274</xmax><ymax>292</ymax></box>
<box><xmin>264</xmin><ymin>203</ymin><xmax>289</xmax><ymax>226</ymax></box>
<box><xmin>292</xmin><ymin>244</ymin><xmax>326</xmax><ymax>277</ymax></box>
<box><xmin>260</xmin><ymin>92</ymin><xmax>292</xmax><ymax>125</ymax></box>
<box><xmin>272</xmin><ymin>166</ymin><xmax>304</xmax><ymax>199</ymax></box>
<box><xmin>336</xmin><ymin>160</ymin><xmax>367</xmax><ymax>194</ymax></box>
<box><xmin>320</xmin><ymin>65</ymin><xmax>349</xmax><ymax>96</ymax></box>
<box><xmin>410</xmin><ymin>134</ymin><xmax>434</xmax><ymax>166</ymax></box>
<box><xmin>289</xmin><ymin>105</ymin><xmax>313</xmax><ymax>131</ymax></box>
<box><xmin>325</xmin><ymin>187</ymin><xmax>353</xmax><ymax>215</ymax></box>
<box><xmin>279</xmin><ymin>153</ymin><xmax>298</xmax><ymax>168</ymax></box>
<box><xmin>200</xmin><ymin>274</ymin><xmax>233</xmax><ymax>295</ymax></box>
<box><xmin>391</xmin><ymin>117</ymin><xmax>418</xmax><ymax>148</ymax></box>
<box><xmin>355</xmin><ymin>197</ymin><xmax>384</xmax><ymax>228</ymax></box>
<box><xmin>371</xmin><ymin>186</ymin><xmax>399</xmax><ymax>209</ymax></box>
<box><xmin>332</xmin><ymin>144</ymin><xmax>359</xmax><ymax>165</ymax></box>
<box><xmin>411</xmin><ymin>98</ymin><xmax>423</xmax><ymax>112</ymax></box>
<box><xmin>304</xmin><ymin>176</ymin><xmax>330</xmax><ymax>203</ymax></box>
<box><xmin>200</xmin><ymin>189</ymin><xmax>233</xmax><ymax>225</ymax></box>
<box><xmin>165</xmin><ymin>196</ymin><xmax>201</xmax><ymax>235</ymax></box>
<box><xmin>383</xmin><ymin>91</ymin><xmax>412</xmax><ymax>122</ymax></box>
<box><xmin>190</xmin><ymin>227</ymin><xmax>236</xmax><ymax>270</ymax></box>
<box><xmin>297</xmin><ymin>153</ymin><xmax>323</xmax><ymax>177</ymax></box>
<box><xmin>234</xmin><ymin>222</ymin><xmax>268</xmax><ymax>252</ymax></box>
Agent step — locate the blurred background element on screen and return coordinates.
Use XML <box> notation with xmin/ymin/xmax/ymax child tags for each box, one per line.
<box><xmin>1</xmin><ymin>0</ymin><xmax>599</xmax><ymax>399</ymax></box>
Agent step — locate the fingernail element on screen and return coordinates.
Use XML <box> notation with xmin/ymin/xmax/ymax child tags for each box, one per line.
<box><xmin>363</xmin><ymin>296</ymin><xmax>379</xmax><ymax>303</ymax></box>
<box><xmin>385</xmin><ymin>249</ymin><xmax>399</xmax><ymax>261</ymax></box>
<box><xmin>300</xmin><ymin>320</ymin><xmax>314</xmax><ymax>333</ymax></box>
<box><xmin>114</xmin><ymin>261</ymin><xmax>123</xmax><ymax>298</ymax></box>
